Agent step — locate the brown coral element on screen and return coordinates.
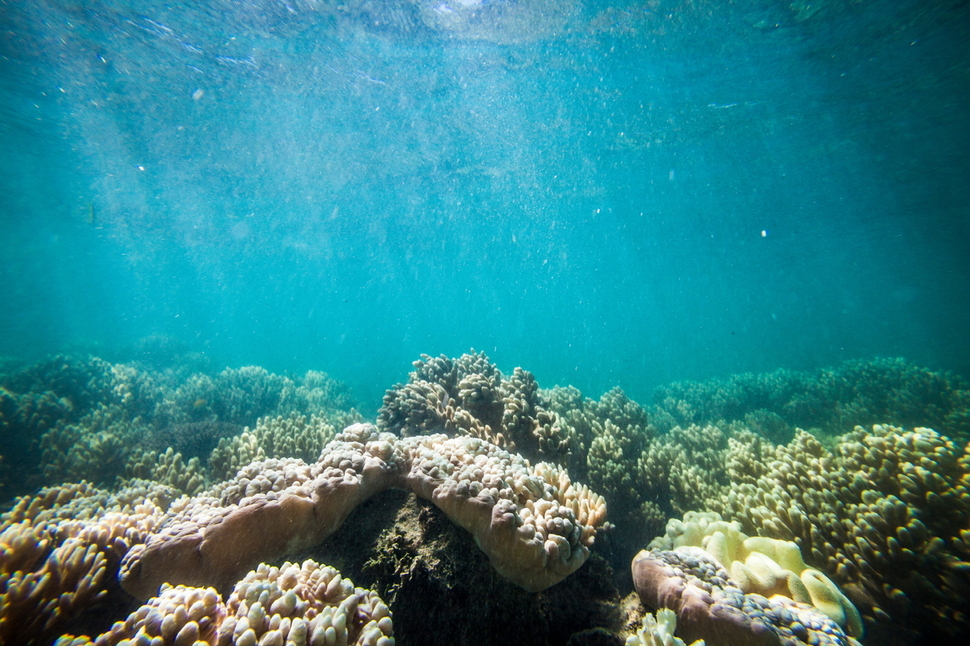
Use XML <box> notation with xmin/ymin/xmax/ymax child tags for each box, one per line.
<box><xmin>0</xmin><ymin>480</ymin><xmax>173</xmax><ymax>644</ymax></box>
<box><xmin>120</xmin><ymin>424</ymin><xmax>403</xmax><ymax>600</ymax></box>
<box><xmin>377</xmin><ymin>351</ymin><xmax>575</xmax><ymax>465</ymax></box>
<box><xmin>710</xmin><ymin>424</ymin><xmax>970</xmax><ymax>641</ymax></box>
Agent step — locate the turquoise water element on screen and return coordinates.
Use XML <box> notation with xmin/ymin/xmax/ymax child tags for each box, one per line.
<box><xmin>1</xmin><ymin>0</ymin><xmax>968</xmax><ymax>407</ymax></box>
<box><xmin>2</xmin><ymin>4</ymin><xmax>970</xmax><ymax>644</ymax></box>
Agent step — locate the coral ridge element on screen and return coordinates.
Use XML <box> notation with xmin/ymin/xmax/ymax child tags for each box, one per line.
<box><xmin>119</xmin><ymin>423</ymin><xmax>608</xmax><ymax>599</ymax></box>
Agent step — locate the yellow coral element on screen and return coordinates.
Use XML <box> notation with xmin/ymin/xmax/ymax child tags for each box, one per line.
<box><xmin>650</xmin><ymin>511</ymin><xmax>862</xmax><ymax>637</ymax></box>
<box><xmin>0</xmin><ymin>481</ymin><xmax>171</xmax><ymax>644</ymax></box>
<box><xmin>626</xmin><ymin>608</ymin><xmax>705</xmax><ymax>646</ymax></box>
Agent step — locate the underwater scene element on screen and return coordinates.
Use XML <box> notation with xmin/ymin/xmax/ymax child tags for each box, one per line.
<box><xmin>1</xmin><ymin>0</ymin><xmax>969</xmax><ymax>645</ymax></box>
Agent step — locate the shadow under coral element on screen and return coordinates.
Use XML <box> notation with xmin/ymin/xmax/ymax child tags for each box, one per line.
<box><xmin>302</xmin><ymin>488</ymin><xmax>624</xmax><ymax>646</ymax></box>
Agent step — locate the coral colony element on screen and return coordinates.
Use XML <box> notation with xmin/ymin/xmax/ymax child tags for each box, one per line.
<box><xmin>2</xmin><ymin>352</ymin><xmax>969</xmax><ymax>644</ymax></box>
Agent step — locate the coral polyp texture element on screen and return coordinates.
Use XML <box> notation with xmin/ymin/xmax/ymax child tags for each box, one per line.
<box><xmin>119</xmin><ymin>423</ymin><xmax>608</xmax><ymax>598</ymax></box>
<box><xmin>58</xmin><ymin>559</ymin><xmax>394</xmax><ymax>646</ymax></box>
<box><xmin>631</xmin><ymin>547</ymin><xmax>858</xmax><ymax>646</ymax></box>
<box><xmin>708</xmin><ymin>424</ymin><xmax>970</xmax><ymax>642</ymax></box>
<box><xmin>646</xmin><ymin>511</ymin><xmax>862</xmax><ymax>638</ymax></box>
<box><xmin>0</xmin><ymin>480</ymin><xmax>175</xmax><ymax>644</ymax></box>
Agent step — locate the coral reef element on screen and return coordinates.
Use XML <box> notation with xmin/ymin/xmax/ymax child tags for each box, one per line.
<box><xmin>647</xmin><ymin>511</ymin><xmax>862</xmax><ymax>637</ymax></box>
<box><xmin>0</xmin><ymin>480</ymin><xmax>176</xmax><ymax>644</ymax></box>
<box><xmin>708</xmin><ymin>424</ymin><xmax>970</xmax><ymax>642</ymax></box>
<box><xmin>57</xmin><ymin>559</ymin><xmax>394</xmax><ymax>646</ymax></box>
<box><xmin>650</xmin><ymin>358</ymin><xmax>970</xmax><ymax>441</ymax></box>
<box><xmin>378</xmin><ymin>352</ymin><xmax>659</xmax><ymax>576</ymax></box>
<box><xmin>4</xmin><ymin>351</ymin><xmax>970</xmax><ymax>645</ymax></box>
<box><xmin>0</xmin><ymin>450</ymin><xmax>611</xmax><ymax>646</ymax></box>
<box><xmin>38</xmin><ymin>404</ymin><xmax>148</xmax><ymax>487</ymax></box>
<box><xmin>0</xmin><ymin>356</ymin><xmax>362</xmax><ymax>501</ymax></box>
<box><xmin>120</xmin><ymin>423</ymin><xmax>608</xmax><ymax>598</ymax></box>
<box><xmin>632</xmin><ymin>548</ymin><xmax>858</xmax><ymax>646</ymax></box>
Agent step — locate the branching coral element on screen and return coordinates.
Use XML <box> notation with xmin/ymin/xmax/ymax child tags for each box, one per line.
<box><xmin>38</xmin><ymin>403</ymin><xmax>150</xmax><ymax>487</ymax></box>
<box><xmin>143</xmin><ymin>420</ymin><xmax>243</xmax><ymax>461</ymax></box>
<box><xmin>649</xmin><ymin>358</ymin><xmax>970</xmax><ymax>440</ymax></box>
<box><xmin>5</xmin><ymin>351</ymin><xmax>970</xmax><ymax>645</ymax></box>
<box><xmin>250</xmin><ymin>412</ymin><xmax>338</xmax><ymax>463</ymax></box>
<box><xmin>0</xmin><ymin>357</ymin><xmax>362</xmax><ymax>503</ymax></box>
<box><xmin>637</xmin><ymin>425</ymin><xmax>731</xmax><ymax>520</ymax></box>
<box><xmin>205</xmin><ymin>413</ymin><xmax>340</xmax><ymax>484</ymax></box>
<box><xmin>377</xmin><ymin>352</ymin><xmax>582</xmax><ymax>471</ymax></box>
<box><xmin>123</xmin><ymin>447</ymin><xmax>206</xmax><ymax>496</ymax></box>
<box><xmin>545</xmin><ymin>386</ymin><xmax>652</xmax><ymax>532</ymax></box>
<box><xmin>709</xmin><ymin>424</ymin><xmax>970</xmax><ymax>641</ymax></box>
<box><xmin>0</xmin><ymin>480</ymin><xmax>175</xmax><ymax>644</ymax></box>
<box><xmin>0</xmin><ymin>386</ymin><xmax>74</xmax><ymax>495</ymax></box>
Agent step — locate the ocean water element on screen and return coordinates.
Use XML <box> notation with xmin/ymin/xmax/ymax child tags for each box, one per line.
<box><xmin>2</xmin><ymin>0</ymin><xmax>966</xmax><ymax>406</ymax></box>
<box><xmin>0</xmin><ymin>2</ymin><xmax>969</xmax><ymax>644</ymax></box>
